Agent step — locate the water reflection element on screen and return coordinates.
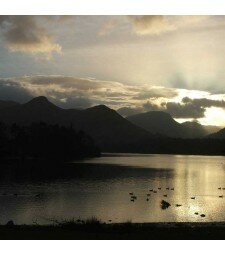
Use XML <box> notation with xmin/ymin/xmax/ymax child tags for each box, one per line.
<box><xmin>0</xmin><ymin>153</ymin><xmax>225</xmax><ymax>224</ymax></box>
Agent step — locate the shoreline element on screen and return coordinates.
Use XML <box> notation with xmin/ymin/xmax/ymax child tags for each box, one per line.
<box><xmin>1</xmin><ymin>222</ymin><xmax>225</xmax><ymax>240</ymax></box>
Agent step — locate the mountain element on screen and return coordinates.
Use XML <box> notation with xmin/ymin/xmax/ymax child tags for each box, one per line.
<box><xmin>126</xmin><ymin>111</ymin><xmax>216</xmax><ymax>138</ymax></box>
<box><xmin>180</xmin><ymin>121</ymin><xmax>208</xmax><ymax>138</ymax></box>
<box><xmin>0</xmin><ymin>96</ymin><xmax>153</xmax><ymax>150</ymax></box>
<box><xmin>206</xmin><ymin>128</ymin><xmax>225</xmax><ymax>139</ymax></box>
<box><xmin>126</xmin><ymin>111</ymin><xmax>188</xmax><ymax>138</ymax></box>
<box><xmin>0</xmin><ymin>96</ymin><xmax>69</xmax><ymax>125</ymax></box>
<box><xmin>0</xmin><ymin>96</ymin><xmax>90</xmax><ymax>126</ymax></box>
<box><xmin>204</xmin><ymin>125</ymin><xmax>221</xmax><ymax>134</ymax></box>
<box><xmin>76</xmin><ymin>105</ymin><xmax>154</xmax><ymax>148</ymax></box>
<box><xmin>181</xmin><ymin>121</ymin><xmax>221</xmax><ymax>137</ymax></box>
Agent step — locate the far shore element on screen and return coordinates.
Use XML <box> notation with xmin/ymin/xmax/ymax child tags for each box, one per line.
<box><xmin>1</xmin><ymin>221</ymin><xmax>225</xmax><ymax>240</ymax></box>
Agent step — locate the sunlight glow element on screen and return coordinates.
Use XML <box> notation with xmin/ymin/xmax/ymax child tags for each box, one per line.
<box><xmin>199</xmin><ymin>107</ymin><xmax>225</xmax><ymax>126</ymax></box>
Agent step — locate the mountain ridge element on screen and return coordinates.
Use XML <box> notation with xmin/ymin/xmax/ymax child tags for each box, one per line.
<box><xmin>0</xmin><ymin>96</ymin><xmax>153</xmax><ymax>150</ymax></box>
<box><xmin>126</xmin><ymin>110</ymin><xmax>221</xmax><ymax>138</ymax></box>
<box><xmin>0</xmin><ymin>96</ymin><xmax>224</xmax><ymax>152</ymax></box>
<box><xmin>207</xmin><ymin>128</ymin><xmax>225</xmax><ymax>139</ymax></box>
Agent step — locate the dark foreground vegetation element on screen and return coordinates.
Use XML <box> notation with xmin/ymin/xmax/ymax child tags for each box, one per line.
<box><xmin>0</xmin><ymin>122</ymin><xmax>100</xmax><ymax>160</ymax></box>
<box><xmin>1</xmin><ymin>220</ymin><xmax>225</xmax><ymax>240</ymax></box>
<box><xmin>1</xmin><ymin>121</ymin><xmax>225</xmax><ymax>160</ymax></box>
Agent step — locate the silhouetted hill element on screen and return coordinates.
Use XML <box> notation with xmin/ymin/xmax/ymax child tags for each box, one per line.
<box><xmin>79</xmin><ymin>105</ymin><xmax>152</xmax><ymax>148</ymax></box>
<box><xmin>207</xmin><ymin>128</ymin><xmax>225</xmax><ymax>139</ymax></box>
<box><xmin>181</xmin><ymin>122</ymin><xmax>221</xmax><ymax>137</ymax></box>
<box><xmin>25</xmin><ymin>96</ymin><xmax>59</xmax><ymax>110</ymax></box>
<box><xmin>0</xmin><ymin>96</ymin><xmax>82</xmax><ymax>125</ymax></box>
<box><xmin>180</xmin><ymin>121</ymin><xmax>207</xmax><ymax>137</ymax></box>
<box><xmin>126</xmin><ymin>111</ymin><xmax>217</xmax><ymax>138</ymax></box>
<box><xmin>204</xmin><ymin>125</ymin><xmax>221</xmax><ymax>134</ymax></box>
<box><xmin>126</xmin><ymin>111</ymin><xmax>187</xmax><ymax>138</ymax></box>
<box><xmin>0</xmin><ymin>97</ymin><xmax>153</xmax><ymax>150</ymax></box>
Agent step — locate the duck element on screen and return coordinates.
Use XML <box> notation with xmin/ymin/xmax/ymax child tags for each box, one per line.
<box><xmin>158</xmin><ymin>188</ymin><xmax>161</xmax><ymax>190</ymax></box>
<box><xmin>195</xmin><ymin>212</ymin><xmax>199</xmax><ymax>215</ymax></box>
<box><xmin>200</xmin><ymin>214</ymin><xmax>206</xmax><ymax>217</ymax></box>
<box><xmin>131</xmin><ymin>199</ymin><xmax>135</xmax><ymax>202</ymax></box>
<box><xmin>218</xmin><ymin>187</ymin><xmax>222</xmax><ymax>190</ymax></box>
<box><xmin>129</xmin><ymin>192</ymin><xmax>134</xmax><ymax>195</ymax></box>
<box><xmin>149</xmin><ymin>189</ymin><xmax>153</xmax><ymax>192</ymax></box>
<box><xmin>147</xmin><ymin>194</ymin><xmax>151</xmax><ymax>197</ymax></box>
<box><xmin>161</xmin><ymin>200</ymin><xmax>171</xmax><ymax>210</ymax></box>
<box><xmin>171</xmin><ymin>188</ymin><xmax>174</xmax><ymax>191</ymax></box>
<box><xmin>153</xmin><ymin>191</ymin><xmax>157</xmax><ymax>193</ymax></box>
<box><xmin>191</xmin><ymin>197</ymin><xmax>195</xmax><ymax>199</ymax></box>
<box><xmin>219</xmin><ymin>195</ymin><xmax>223</xmax><ymax>198</ymax></box>
<box><xmin>176</xmin><ymin>204</ymin><xmax>182</xmax><ymax>207</ymax></box>
<box><xmin>146</xmin><ymin>198</ymin><xmax>149</xmax><ymax>201</ymax></box>
<box><xmin>35</xmin><ymin>193</ymin><xmax>42</xmax><ymax>198</ymax></box>
<box><xmin>163</xmin><ymin>194</ymin><xmax>167</xmax><ymax>197</ymax></box>
<box><xmin>166</xmin><ymin>188</ymin><xmax>169</xmax><ymax>190</ymax></box>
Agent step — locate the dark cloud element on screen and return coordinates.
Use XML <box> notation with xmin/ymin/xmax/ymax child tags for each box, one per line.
<box><xmin>0</xmin><ymin>76</ymin><xmax>140</xmax><ymax>109</ymax></box>
<box><xmin>52</xmin><ymin>96</ymin><xmax>91</xmax><ymax>109</ymax></box>
<box><xmin>118</xmin><ymin>97</ymin><xmax>225</xmax><ymax>119</ymax></box>
<box><xmin>21</xmin><ymin>75</ymin><xmax>104</xmax><ymax>90</ymax></box>
<box><xmin>164</xmin><ymin>101</ymin><xmax>206</xmax><ymax>118</ymax></box>
<box><xmin>0</xmin><ymin>79</ymin><xmax>32</xmax><ymax>103</ymax></box>
<box><xmin>118</xmin><ymin>100</ymin><xmax>206</xmax><ymax>119</ymax></box>
<box><xmin>182</xmin><ymin>97</ymin><xmax>225</xmax><ymax>108</ymax></box>
<box><xmin>142</xmin><ymin>101</ymin><xmax>162</xmax><ymax>111</ymax></box>
<box><xmin>17</xmin><ymin>75</ymin><xmax>179</xmax><ymax>103</ymax></box>
<box><xmin>1</xmin><ymin>75</ymin><xmax>225</xmax><ymax>118</ymax></box>
<box><xmin>0</xmin><ymin>16</ymin><xmax>61</xmax><ymax>54</ymax></box>
<box><xmin>117</xmin><ymin>101</ymin><xmax>161</xmax><ymax>117</ymax></box>
<box><xmin>162</xmin><ymin>97</ymin><xmax>225</xmax><ymax>119</ymax></box>
<box><xmin>117</xmin><ymin>107</ymin><xmax>143</xmax><ymax>117</ymax></box>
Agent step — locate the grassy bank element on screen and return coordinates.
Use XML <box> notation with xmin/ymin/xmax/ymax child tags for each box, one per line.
<box><xmin>1</xmin><ymin>221</ymin><xmax>225</xmax><ymax>240</ymax></box>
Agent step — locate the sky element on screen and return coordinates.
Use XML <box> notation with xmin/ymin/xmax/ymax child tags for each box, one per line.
<box><xmin>0</xmin><ymin>15</ymin><xmax>225</xmax><ymax>126</ymax></box>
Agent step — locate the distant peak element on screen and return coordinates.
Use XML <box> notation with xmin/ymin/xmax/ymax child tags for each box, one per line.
<box><xmin>29</xmin><ymin>96</ymin><xmax>49</xmax><ymax>103</ymax></box>
<box><xmin>130</xmin><ymin>110</ymin><xmax>173</xmax><ymax>119</ymax></box>
<box><xmin>24</xmin><ymin>96</ymin><xmax>60</xmax><ymax>110</ymax></box>
<box><xmin>94</xmin><ymin>104</ymin><xmax>109</xmax><ymax>109</ymax></box>
<box><xmin>87</xmin><ymin>105</ymin><xmax>111</xmax><ymax>111</ymax></box>
<box><xmin>146</xmin><ymin>111</ymin><xmax>171</xmax><ymax>116</ymax></box>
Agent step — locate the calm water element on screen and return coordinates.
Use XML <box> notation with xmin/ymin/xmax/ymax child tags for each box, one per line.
<box><xmin>1</xmin><ymin>153</ymin><xmax>225</xmax><ymax>224</ymax></box>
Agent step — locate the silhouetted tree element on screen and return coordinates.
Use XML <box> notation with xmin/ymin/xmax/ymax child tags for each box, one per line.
<box><xmin>0</xmin><ymin>122</ymin><xmax>100</xmax><ymax>160</ymax></box>
<box><xmin>0</xmin><ymin>122</ymin><xmax>9</xmax><ymax>158</ymax></box>
<box><xmin>1</xmin><ymin>121</ymin><xmax>225</xmax><ymax>159</ymax></box>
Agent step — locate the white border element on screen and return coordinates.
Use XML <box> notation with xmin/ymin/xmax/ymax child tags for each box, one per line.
<box><xmin>0</xmin><ymin>240</ymin><xmax>223</xmax><ymax>255</ymax></box>
<box><xmin>0</xmin><ymin>0</ymin><xmax>225</xmax><ymax>15</ymax></box>
<box><xmin>1</xmin><ymin>0</ymin><xmax>225</xmax><ymax>252</ymax></box>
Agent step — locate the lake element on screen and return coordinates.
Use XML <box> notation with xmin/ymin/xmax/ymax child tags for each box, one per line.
<box><xmin>0</xmin><ymin>153</ymin><xmax>225</xmax><ymax>224</ymax></box>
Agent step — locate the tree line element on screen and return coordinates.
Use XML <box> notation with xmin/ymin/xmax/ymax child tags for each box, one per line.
<box><xmin>0</xmin><ymin>122</ymin><xmax>101</xmax><ymax>160</ymax></box>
